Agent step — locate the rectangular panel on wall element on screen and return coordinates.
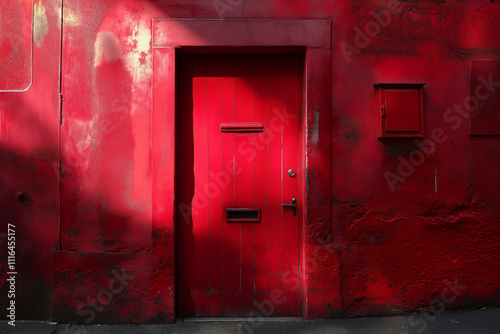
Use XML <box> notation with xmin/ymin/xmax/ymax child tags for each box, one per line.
<box><xmin>385</xmin><ymin>90</ymin><xmax>420</xmax><ymax>132</ymax></box>
<box><xmin>470</xmin><ymin>60</ymin><xmax>500</xmax><ymax>135</ymax></box>
<box><xmin>60</xmin><ymin>1</ymin><xmax>152</xmax><ymax>253</ymax></box>
<box><xmin>0</xmin><ymin>0</ymin><xmax>32</xmax><ymax>91</ymax></box>
<box><xmin>375</xmin><ymin>83</ymin><xmax>425</xmax><ymax>138</ymax></box>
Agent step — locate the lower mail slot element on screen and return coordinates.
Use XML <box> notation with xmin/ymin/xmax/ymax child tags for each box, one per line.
<box><xmin>226</xmin><ymin>208</ymin><xmax>261</xmax><ymax>223</ymax></box>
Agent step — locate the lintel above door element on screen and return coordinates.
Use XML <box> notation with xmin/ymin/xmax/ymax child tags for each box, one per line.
<box><xmin>152</xmin><ymin>19</ymin><xmax>331</xmax><ymax>48</ymax></box>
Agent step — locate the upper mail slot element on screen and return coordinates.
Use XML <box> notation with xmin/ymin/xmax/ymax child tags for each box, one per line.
<box><xmin>220</xmin><ymin>122</ymin><xmax>264</xmax><ymax>133</ymax></box>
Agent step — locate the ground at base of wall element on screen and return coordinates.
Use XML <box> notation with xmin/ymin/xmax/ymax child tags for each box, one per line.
<box><xmin>0</xmin><ymin>307</ymin><xmax>498</xmax><ymax>334</ymax></box>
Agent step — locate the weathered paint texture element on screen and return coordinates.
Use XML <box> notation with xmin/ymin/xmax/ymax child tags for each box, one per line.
<box><xmin>1</xmin><ymin>0</ymin><xmax>60</xmax><ymax>320</ymax></box>
<box><xmin>0</xmin><ymin>0</ymin><xmax>499</xmax><ymax>324</ymax></box>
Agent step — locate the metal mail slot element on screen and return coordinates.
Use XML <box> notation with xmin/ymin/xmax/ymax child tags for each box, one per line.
<box><xmin>220</xmin><ymin>122</ymin><xmax>264</xmax><ymax>133</ymax></box>
<box><xmin>226</xmin><ymin>208</ymin><xmax>261</xmax><ymax>223</ymax></box>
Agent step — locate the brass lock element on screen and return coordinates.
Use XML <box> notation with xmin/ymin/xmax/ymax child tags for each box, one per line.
<box><xmin>287</xmin><ymin>169</ymin><xmax>296</xmax><ymax>177</ymax></box>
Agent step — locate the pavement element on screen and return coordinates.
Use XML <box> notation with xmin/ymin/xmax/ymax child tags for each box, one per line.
<box><xmin>1</xmin><ymin>307</ymin><xmax>499</xmax><ymax>334</ymax></box>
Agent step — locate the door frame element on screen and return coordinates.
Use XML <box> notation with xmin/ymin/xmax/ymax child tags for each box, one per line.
<box><xmin>152</xmin><ymin>19</ymin><xmax>337</xmax><ymax>320</ymax></box>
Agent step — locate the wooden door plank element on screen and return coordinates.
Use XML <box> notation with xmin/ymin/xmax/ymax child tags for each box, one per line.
<box><xmin>192</xmin><ymin>55</ymin><xmax>210</xmax><ymax>317</ymax></box>
<box><xmin>281</xmin><ymin>55</ymin><xmax>300</xmax><ymax>316</ymax></box>
<box><xmin>253</xmin><ymin>55</ymin><xmax>270</xmax><ymax>312</ymax></box>
<box><xmin>267</xmin><ymin>55</ymin><xmax>284</xmax><ymax>316</ymax></box>
<box><xmin>233</xmin><ymin>55</ymin><xmax>256</xmax><ymax>317</ymax></box>
<box><xmin>207</xmin><ymin>55</ymin><xmax>224</xmax><ymax>316</ymax></box>
<box><xmin>221</xmin><ymin>55</ymin><xmax>240</xmax><ymax>317</ymax></box>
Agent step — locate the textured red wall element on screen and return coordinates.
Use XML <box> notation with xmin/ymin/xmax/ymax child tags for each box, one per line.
<box><xmin>0</xmin><ymin>0</ymin><xmax>61</xmax><ymax>320</ymax></box>
<box><xmin>1</xmin><ymin>0</ymin><xmax>499</xmax><ymax>324</ymax></box>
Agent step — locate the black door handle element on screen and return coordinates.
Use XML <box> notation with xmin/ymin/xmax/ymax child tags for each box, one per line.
<box><xmin>282</xmin><ymin>197</ymin><xmax>297</xmax><ymax>216</ymax></box>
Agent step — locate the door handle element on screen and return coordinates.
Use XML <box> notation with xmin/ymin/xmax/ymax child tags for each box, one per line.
<box><xmin>282</xmin><ymin>197</ymin><xmax>297</xmax><ymax>216</ymax></box>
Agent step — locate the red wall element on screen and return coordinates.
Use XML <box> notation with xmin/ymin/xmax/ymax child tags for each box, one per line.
<box><xmin>1</xmin><ymin>0</ymin><xmax>61</xmax><ymax>320</ymax></box>
<box><xmin>1</xmin><ymin>0</ymin><xmax>499</xmax><ymax>323</ymax></box>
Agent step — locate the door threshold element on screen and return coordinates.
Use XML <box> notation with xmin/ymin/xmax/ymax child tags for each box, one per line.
<box><xmin>183</xmin><ymin>317</ymin><xmax>301</xmax><ymax>323</ymax></box>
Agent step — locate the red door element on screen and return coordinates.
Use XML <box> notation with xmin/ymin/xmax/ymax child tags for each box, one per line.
<box><xmin>176</xmin><ymin>54</ymin><xmax>302</xmax><ymax>317</ymax></box>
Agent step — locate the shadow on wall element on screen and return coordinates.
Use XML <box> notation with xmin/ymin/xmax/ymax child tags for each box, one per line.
<box><xmin>60</xmin><ymin>50</ymin><xmax>152</xmax><ymax>253</ymax></box>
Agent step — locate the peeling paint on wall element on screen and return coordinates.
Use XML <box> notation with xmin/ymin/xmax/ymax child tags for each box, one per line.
<box><xmin>34</xmin><ymin>1</ymin><xmax>48</xmax><ymax>47</ymax></box>
<box><xmin>122</xmin><ymin>18</ymin><xmax>152</xmax><ymax>84</ymax></box>
<box><xmin>311</xmin><ymin>110</ymin><xmax>319</xmax><ymax>144</ymax></box>
<box><xmin>58</xmin><ymin>5</ymin><xmax>80</xmax><ymax>26</ymax></box>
